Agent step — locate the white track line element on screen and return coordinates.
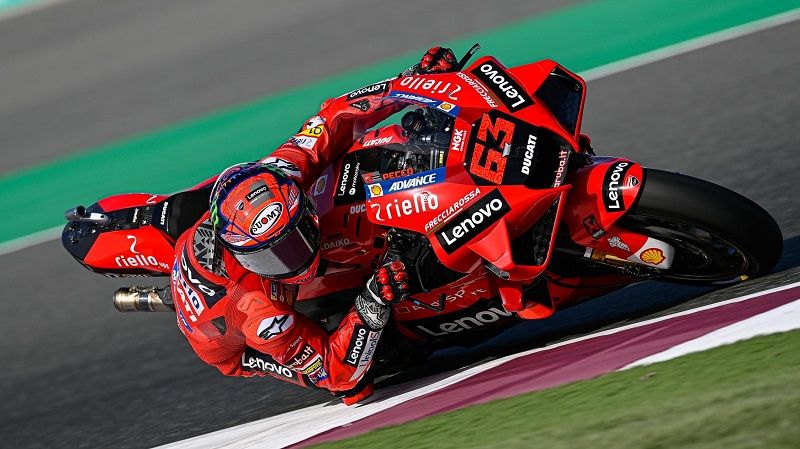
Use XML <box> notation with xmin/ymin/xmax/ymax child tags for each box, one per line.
<box><xmin>1</xmin><ymin>8</ymin><xmax>798</xmax><ymax>258</ymax></box>
<box><xmin>625</xmin><ymin>298</ymin><xmax>800</xmax><ymax>368</ymax></box>
<box><xmin>157</xmin><ymin>281</ymin><xmax>800</xmax><ymax>449</ymax></box>
<box><xmin>580</xmin><ymin>7</ymin><xmax>800</xmax><ymax>81</ymax></box>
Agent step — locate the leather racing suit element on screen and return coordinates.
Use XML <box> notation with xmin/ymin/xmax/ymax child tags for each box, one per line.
<box><xmin>170</xmin><ymin>78</ymin><xmax>405</xmax><ymax>403</ymax></box>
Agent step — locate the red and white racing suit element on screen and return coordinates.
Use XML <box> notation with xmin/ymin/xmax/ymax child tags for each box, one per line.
<box><xmin>170</xmin><ymin>79</ymin><xmax>403</xmax><ymax>403</ymax></box>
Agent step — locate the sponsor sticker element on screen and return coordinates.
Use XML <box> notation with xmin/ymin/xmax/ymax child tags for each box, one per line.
<box><xmin>398</xmin><ymin>76</ymin><xmax>461</xmax><ymax>100</ymax></box>
<box><xmin>171</xmin><ymin>250</ymin><xmax>226</xmax><ymax>326</ymax></box>
<box><xmin>249</xmin><ymin>203</ymin><xmax>283</xmax><ymax>236</ymax></box>
<box><xmin>624</xmin><ymin>174</ymin><xmax>640</xmax><ymax>188</ymax></box>
<box><xmin>241</xmin><ymin>347</ymin><xmax>295</xmax><ymax>380</ymax></box>
<box><xmin>344</xmin><ymin>325</ymin><xmax>367</xmax><ymax>367</ymax></box>
<box><xmin>552</xmin><ymin>148</ymin><xmax>569</xmax><ymax>187</ymax></box>
<box><xmin>246</xmin><ymin>186</ymin><xmax>269</xmax><ymax>202</ymax></box>
<box><xmin>362</xmin><ymin>136</ymin><xmax>393</xmax><ymax>147</ymax></box>
<box><xmin>582</xmin><ymin>214</ymin><xmax>605</xmax><ymax>239</ymax></box>
<box><xmin>425</xmin><ymin>187</ymin><xmax>481</xmax><ymax>233</ymax></box>
<box><xmin>450</xmin><ymin>127</ymin><xmax>467</xmax><ymax>153</ymax></box>
<box><xmin>455</xmin><ymin>71</ymin><xmax>499</xmax><ymax>108</ymax></box>
<box><xmin>286</xmin><ymin>344</ymin><xmax>316</xmax><ymax>368</ymax></box>
<box><xmin>256</xmin><ymin>314</ymin><xmax>294</xmax><ymax>340</ymax></box>
<box><xmin>388</xmin><ymin>91</ymin><xmax>440</xmax><ymax>104</ymax></box>
<box><xmin>301</xmin><ymin>356</ymin><xmax>323</xmax><ymax>375</ymax></box>
<box><xmin>333</xmin><ymin>152</ymin><xmax>365</xmax><ymax>206</ymax></box>
<box><xmin>368</xmin><ymin>184</ymin><xmax>384</xmax><ymax>198</ymax></box>
<box><xmin>289</xmin><ymin>135</ymin><xmax>317</xmax><ymax>150</ymax></box>
<box><xmin>608</xmin><ymin>236</ymin><xmax>631</xmax><ymax>252</ymax></box>
<box><xmin>347</xmin><ymin>82</ymin><xmax>389</xmax><ymax>100</ymax></box>
<box><xmin>371</xmin><ymin>192</ymin><xmax>438</xmax><ymax>222</ymax></box>
<box><xmin>603</xmin><ymin>161</ymin><xmax>633</xmax><ymax>211</ymax></box>
<box><xmin>313</xmin><ymin>174</ymin><xmax>328</xmax><ymax>196</ymax></box>
<box><xmin>640</xmin><ymin>248</ymin><xmax>666</xmax><ymax>265</ymax></box>
<box><xmin>381</xmin><ymin>168</ymin><xmax>414</xmax><ymax>181</ymax></box>
<box><xmin>115</xmin><ymin>235</ymin><xmax>170</xmax><ymax>271</ymax></box>
<box><xmin>349</xmin><ymin>203</ymin><xmax>366</xmax><ymax>214</ymax></box>
<box><xmin>414</xmin><ymin>305</ymin><xmax>513</xmax><ymax>337</ymax></box>
<box><xmin>437</xmin><ymin>102</ymin><xmax>456</xmax><ymax>112</ymax></box>
<box><xmin>321</xmin><ymin>237</ymin><xmax>351</xmax><ymax>251</ymax></box>
<box><xmin>349</xmin><ymin>99</ymin><xmax>370</xmax><ymax>111</ymax></box>
<box><xmin>469</xmin><ymin>60</ymin><xmax>533</xmax><ymax>112</ymax></box>
<box><xmin>261</xmin><ymin>157</ymin><xmax>302</xmax><ymax>179</ymax></box>
<box><xmin>388</xmin><ymin>91</ymin><xmax>461</xmax><ymax>116</ymax></box>
<box><xmin>365</xmin><ymin>167</ymin><xmax>444</xmax><ymax>199</ymax></box>
<box><xmin>435</xmin><ymin>189</ymin><xmax>510</xmax><ymax>253</ymax></box>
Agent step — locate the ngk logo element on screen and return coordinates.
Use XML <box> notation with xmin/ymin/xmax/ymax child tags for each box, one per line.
<box><xmin>450</xmin><ymin>129</ymin><xmax>466</xmax><ymax>152</ymax></box>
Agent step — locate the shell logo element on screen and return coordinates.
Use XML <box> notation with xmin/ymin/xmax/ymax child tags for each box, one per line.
<box><xmin>640</xmin><ymin>248</ymin><xmax>666</xmax><ymax>265</ymax></box>
<box><xmin>369</xmin><ymin>184</ymin><xmax>384</xmax><ymax>197</ymax></box>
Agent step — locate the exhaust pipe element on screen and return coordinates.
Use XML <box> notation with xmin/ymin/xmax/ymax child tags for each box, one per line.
<box><xmin>113</xmin><ymin>286</ymin><xmax>174</xmax><ymax>312</ymax></box>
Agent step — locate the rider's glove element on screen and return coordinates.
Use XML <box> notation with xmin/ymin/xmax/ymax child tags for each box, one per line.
<box><xmin>400</xmin><ymin>47</ymin><xmax>458</xmax><ymax>76</ymax></box>
<box><xmin>355</xmin><ymin>260</ymin><xmax>410</xmax><ymax>330</ymax></box>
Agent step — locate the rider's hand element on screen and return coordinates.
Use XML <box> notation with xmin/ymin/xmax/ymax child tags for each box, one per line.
<box><xmin>417</xmin><ymin>47</ymin><xmax>457</xmax><ymax>74</ymax></box>
<box><xmin>399</xmin><ymin>46</ymin><xmax>458</xmax><ymax>77</ymax></box>
<box><xmin>354</xmin><ymin>260</ymin><xmax>410</xmax><ymax>330</ymax></box>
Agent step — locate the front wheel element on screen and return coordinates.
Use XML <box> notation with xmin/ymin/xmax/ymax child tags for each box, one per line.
<box><xmin>617</xmin><ymin>169</ymin><xmax>783</xmax><ymax>284</ymax></box>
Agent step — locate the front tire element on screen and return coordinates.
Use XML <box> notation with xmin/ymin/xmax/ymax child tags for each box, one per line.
<box><xmin>618</xmin><ymin>169</ymin><xmax>783</xmax><ymax>284</ymax></box>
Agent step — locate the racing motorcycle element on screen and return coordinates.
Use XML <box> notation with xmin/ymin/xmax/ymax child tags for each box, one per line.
<box><xmin>62</xmin><ymin>45</ymin><xmax>783</xmax><ymax>371</ymax></box>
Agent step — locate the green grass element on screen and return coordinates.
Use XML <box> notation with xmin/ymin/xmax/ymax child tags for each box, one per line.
<box><xmin>312</xmin><ymin>330</ymin><xmax>800</xmax><ymax>449</ymax></box>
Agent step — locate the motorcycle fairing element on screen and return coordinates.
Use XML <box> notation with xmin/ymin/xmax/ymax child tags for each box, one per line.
<box><xmin>561</xmin><ymin>157</ymin><xmax>673</xmax><ymax>268</ymax></box>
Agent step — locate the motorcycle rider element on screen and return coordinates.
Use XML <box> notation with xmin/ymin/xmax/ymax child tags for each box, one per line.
<box><xmin>170</xmin><ymin>47</ymin><xmax>458</xmax><ymax>404</ymax></box>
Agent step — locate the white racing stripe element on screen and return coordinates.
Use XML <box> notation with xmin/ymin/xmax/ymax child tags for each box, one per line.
<box><xmin>157</xmin><ymin>282</ymin><xmax>800</xmax><ymax>449</ymax></box>
<box><xmin>580</xmin><ymin>7</ymin><xmax>800</xmax><ymax>81</ymax></box>
<box><xmin>2</xmin><ymin>8</ymin><xmax>799</xmax><ymax>257</ymax></box>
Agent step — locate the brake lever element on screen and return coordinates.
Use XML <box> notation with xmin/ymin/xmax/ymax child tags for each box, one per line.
<box><xmin>454</xmin><ymin>43</ymin><xmax>481</xmax><ymax>72</ymax></box>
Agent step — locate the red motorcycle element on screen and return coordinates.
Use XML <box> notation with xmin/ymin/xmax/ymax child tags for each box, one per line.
<box><xmin>62</xmin><ymin>46</ymin><xmax>782</xmax><ymax>369</ymax></box>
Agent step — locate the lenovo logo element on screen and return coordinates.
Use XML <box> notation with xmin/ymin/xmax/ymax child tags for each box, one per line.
<box><xmin>470</xmin><ymin>61</ymin><xmax>532</xmax><ymax>112</ymax></box>
<box><xmin>416</xmin><ymin>306</ymin><xmax>514</xmax><ymax>336</ymax></box>
<box><xmin>344</xmin><ymin>326</ymin><xmax>367</xmax><ymax>366</ymax></box>
<box><xmin>435</xmin><ymin>190</ymin><xmax>510</xmax><ymax>253</ymax></box>
<box><xmin>603</xmin><ymin>161</ymin><xmax>631</xmax><ymax>211</ymax></box>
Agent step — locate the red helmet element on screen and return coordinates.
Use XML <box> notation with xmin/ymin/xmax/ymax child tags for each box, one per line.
<box><xmin>210</xmin><ymin>162</ymin><xmax>320</xmax><ymax>284</ymax></box>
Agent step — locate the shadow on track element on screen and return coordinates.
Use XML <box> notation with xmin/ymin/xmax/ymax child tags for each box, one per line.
<box><xmin>376</xmin><ymin>236</ymin><xmax>800</xmax><ymax>391</ymax></box>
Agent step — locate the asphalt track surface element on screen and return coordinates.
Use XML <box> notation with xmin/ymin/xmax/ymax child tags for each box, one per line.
<box><xmin>1</xmin><ymin>2</ymin><xmax>798</xmax><ymax>448</ymax></box>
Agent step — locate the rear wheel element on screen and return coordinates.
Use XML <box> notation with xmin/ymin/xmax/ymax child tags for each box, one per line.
<box><xmin>618</xmin><ymin>169</ymin><xmax>782</xmax><ymax>284</ymax></box>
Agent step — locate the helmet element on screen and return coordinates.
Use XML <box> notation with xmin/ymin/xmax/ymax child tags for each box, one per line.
<box><xmin>210</xmin><ymin>162</ymin><xmax>320</xmax><ymax>284</ymax></box>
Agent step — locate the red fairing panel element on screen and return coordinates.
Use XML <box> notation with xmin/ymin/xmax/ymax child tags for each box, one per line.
<box><xmin>83</xmin><ymin>193</ymin><xmax>175</xmax><ymax>275</ymax></box>
<box><xmin>562</xmin><ymin>157</ymin><xmax>645</xmax><ymax>255</ymax></box>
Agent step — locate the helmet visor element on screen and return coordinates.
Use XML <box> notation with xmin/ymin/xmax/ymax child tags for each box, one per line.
<box><xmin>230</xmin><ymin>208</ymin><xmax>320</xmax><ymax>279</ymax></box>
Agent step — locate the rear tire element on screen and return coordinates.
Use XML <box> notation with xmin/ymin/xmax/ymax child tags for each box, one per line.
<box><xmin>618</xmin><ymin>169</ymin><xmax>782</xmax><ymax>284</ymax></box>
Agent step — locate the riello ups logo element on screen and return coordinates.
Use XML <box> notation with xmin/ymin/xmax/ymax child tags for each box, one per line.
<box><xmin>435</xmin><ymin>190</ymin><xmax>510</xmax><ymax>254</ymax></box>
